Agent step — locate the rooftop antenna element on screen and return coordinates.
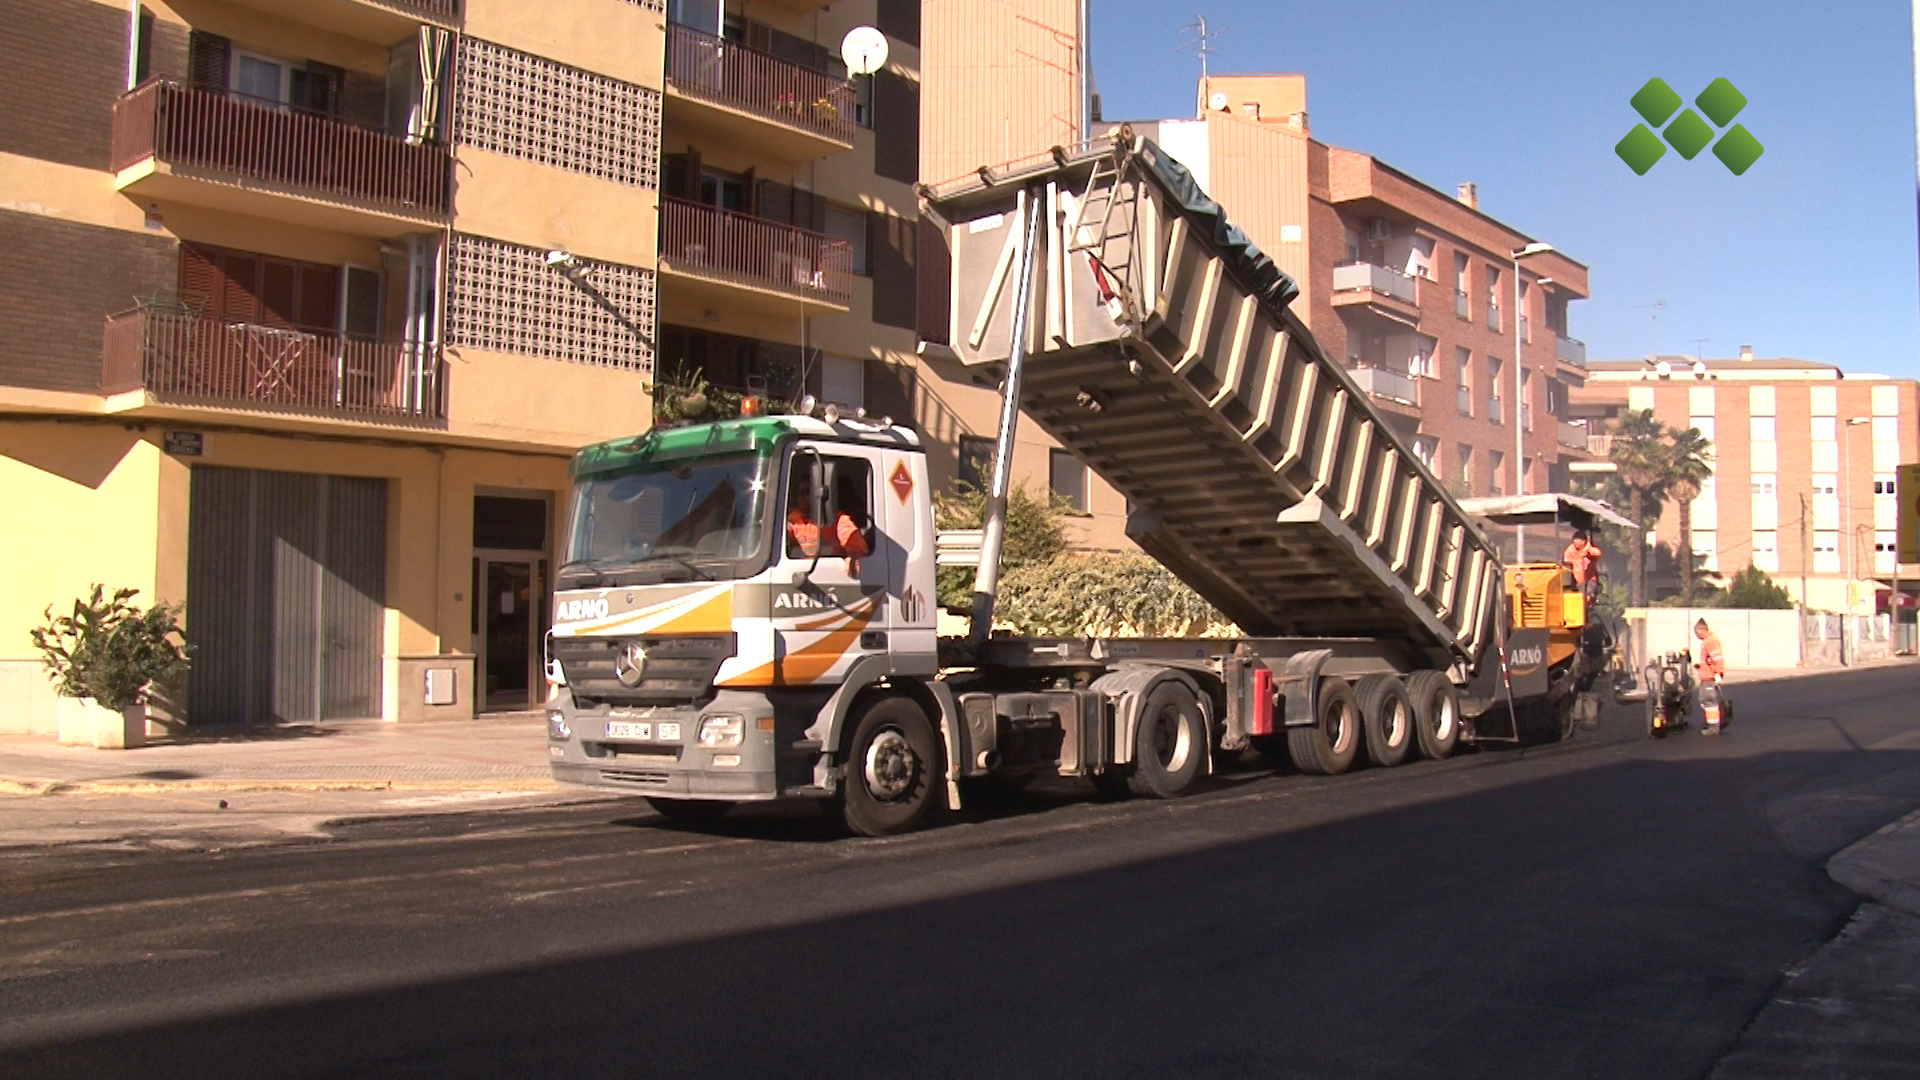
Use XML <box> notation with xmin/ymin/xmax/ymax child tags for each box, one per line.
<box><xmin>1176</xmin><ymin>14</ymin><xmax>1226</xmax><ymax>83</ymax></box>
<box><xmin>1690</xmin><ymin>337</ymin><xmax>1709</xmax><ymax>359</ymax></box>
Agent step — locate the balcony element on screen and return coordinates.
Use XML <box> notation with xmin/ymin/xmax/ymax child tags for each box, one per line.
<box><xmin>1588</xmin><ymin>434</ymin><xmax>1616</xmax><ymax>456</ymax></box>
<box><xmin>1346</xmin><ymin>364</ymin><xmax>1421</xmax><ymax>412</ymax></box>
<box><xmin>111</xmin><ymin>80</ymin><xmax>451</xmax><ymax>238</ymax></box>
<box><xmin>1558</xmin><ymin>420</ymin><xmax>1590</xmax><ymax>450</ymax></box>
<box><xmin>102</xmin><ymin>308</ymin><xmax>443</xmax><ymax>420</ymax></box>
<box><xmin>659</xmin><ymin>197</ymin><xmax>853</xmax><ymax>312</ymax></box>
<box><xmin>1556</xmin><ymin>335</ymin><xmax>1587</xmax><ymax>366</ymax></box>
<box><xmin>664</xmin><ymin>23</ymin><xmax>856</xmax><ymax>161</ymax></box>
<box><xmin>1331</xmin><ymin>262</ymin><xmax>1420</xmax><ymax>325</ymax></box>
<box><xmin>217</xmin><ymin>0</ymin><xmax>459</xmax><ymax>39</ymax></box>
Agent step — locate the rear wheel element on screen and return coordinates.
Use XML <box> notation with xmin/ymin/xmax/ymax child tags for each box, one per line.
<box><xmin>837</xmin><ymin>696</ymin><xmax>940</xmax><ymax>837</ymax></box>
<box><xmin>1287</xmin><ymin>678</ymin><xmax>1361</xmax><ymax>776</ymax></box>
<box><xmin>1407</xmin><ymin>671</ymin><xmax>1460</xmax><ymax>760</ymax></box>
<box><xmin>1356</xmin><ymin>675</ymin><xmax>1414</xmax><ymax>768</ymax></box>
<box><xmin>647</xmin><ymin>797</ymin><xmax>734</xmax><ymax>826</ymax></box>
<box><xmin>1127</xmin><ymin>682</ymin><xmax>1207</xmax><ymax>798</ymax></box>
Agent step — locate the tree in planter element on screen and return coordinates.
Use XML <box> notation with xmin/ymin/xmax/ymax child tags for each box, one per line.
<box><xmin>1665</xmin><ymin>425</ymin><xmax>1715</xmax><ymax>605</ymax></box>
<box><xmin>933</xmin><ymin>483</ymin><xmax>1066</xmax><ymax>613</ymax></box>
<box><xmin>31</xmin><ymin>585</ymin><xmax>189</xmax><ymax>711</ymax></box>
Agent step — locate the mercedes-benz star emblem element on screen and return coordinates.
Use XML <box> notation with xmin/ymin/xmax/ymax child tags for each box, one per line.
<box><xmin>613</xmin><ymin>641</ymin><xmax>650</xmax><ymax>687</ymax></box>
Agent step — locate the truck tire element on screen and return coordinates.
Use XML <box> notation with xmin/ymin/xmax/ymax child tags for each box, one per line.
<box><xmin>646</xmin><ymin>797</ymin><xmax>734</xmax><ymax>826</ymax></box>
<box><xmin>1408</xmin><ymin>671</ymin><xmax>1460</xmax><ymax>760</ymax></box>
<box><xmin>836</xmin><ymin>696</ymin><xmax>940</xmax><ymax>837</ymax></box>
<box><xmin>1288</xmin><ymin>678</ymin><xmax>1361</xmax><ymax>776</ymax></box>
<box><xmin>1127</xmin><ymin>681</ymin><xmax>1206</xmax><ymax>798</ymax></box>
<box><xmin>1356</xmin><ymin>674</ymin><xmax>1414</xmax><ymax>768</ymax></box>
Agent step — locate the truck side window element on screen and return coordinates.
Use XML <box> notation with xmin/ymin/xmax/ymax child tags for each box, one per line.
<box><xmin>785</xmin><ymin>456</ymin><xmax>873</xmax><ymax>558</ymax></box>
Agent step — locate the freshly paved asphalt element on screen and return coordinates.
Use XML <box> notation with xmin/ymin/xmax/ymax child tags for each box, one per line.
<box><xmin>0</xmin><ymin>666</ymin><xmax>1915</xmax><ymax>1078</ymax></box>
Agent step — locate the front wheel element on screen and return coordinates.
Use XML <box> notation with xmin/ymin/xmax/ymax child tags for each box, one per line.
<box><xmin>837</xmin><ymin>696</ymin><xmax>941</xmax><ymax>837</ymax></box>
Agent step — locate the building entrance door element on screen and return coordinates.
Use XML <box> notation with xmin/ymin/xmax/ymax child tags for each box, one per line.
<box><xmin>476</xmin><ymin>555</ymin><xmax>545</xmax><ymax>711</ymax></box>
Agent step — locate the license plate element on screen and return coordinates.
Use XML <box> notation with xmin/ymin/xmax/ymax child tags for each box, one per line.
<box><xmin>605</xmin><ymin>721</ymin><xmax>651</xmax><ymax>740</ymax></box>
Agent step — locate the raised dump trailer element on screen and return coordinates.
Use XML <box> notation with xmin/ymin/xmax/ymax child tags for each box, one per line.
<box><xmin>920</xmin><ymin>136</ymin><xmax>1501</xmax><ymax>672</ymax></box>
<box><xmin>543</xmin><ymin>134</ymin><xmax>1617</xmax><ymax>836</ymax></box>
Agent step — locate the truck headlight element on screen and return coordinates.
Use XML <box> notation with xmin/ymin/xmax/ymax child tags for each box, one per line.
<box><xmin>697</xmin><ymin>714</ymin><xmax>744</xmax><ymax>748</ymax></box>
<box><xmin>547</xmin><ymin>711</ymin><xmax>571</xmax><ymax>740</ymax></box>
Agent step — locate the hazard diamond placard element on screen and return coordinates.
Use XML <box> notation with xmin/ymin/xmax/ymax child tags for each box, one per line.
<box><xmin>1899</xmin><ymin>463</ymin><xmax>1920</xmax><ymax>565</ymax></box>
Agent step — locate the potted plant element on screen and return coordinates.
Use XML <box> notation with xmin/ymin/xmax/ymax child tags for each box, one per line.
<box><xmin>31</xmin><ymin>585</ymin><xmax>190</xmax><ymax>749</ymax></box>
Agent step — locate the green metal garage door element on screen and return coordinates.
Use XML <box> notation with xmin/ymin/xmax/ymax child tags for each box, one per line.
<box><xmin>186</xmin><ymin>466</ymin><xmax>388</xmax><ymax>724</ymax></box>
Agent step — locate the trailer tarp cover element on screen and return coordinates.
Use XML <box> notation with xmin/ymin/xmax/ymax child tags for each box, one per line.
<box><xmin>1135</xmin><ymin>139</ymin><xmax>1300</xmax><ymax>311</ymax></box>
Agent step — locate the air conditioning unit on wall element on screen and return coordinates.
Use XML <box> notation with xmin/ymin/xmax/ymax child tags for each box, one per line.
<box><xmin>1366</xmin><ymin>218</ymin><xmax>1393</xmax><ymax>243</ymax></box>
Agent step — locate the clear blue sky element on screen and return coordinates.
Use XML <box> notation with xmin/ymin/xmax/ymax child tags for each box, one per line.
<box><xmin>1088</xmin><ymin>0</ymin><xmax>1920</xmax><ymax>377</ymax></box>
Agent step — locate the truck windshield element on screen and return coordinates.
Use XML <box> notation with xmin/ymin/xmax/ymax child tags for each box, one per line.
<box><xmin>564</xmin><ymin>453</ymin><xmax>773</xmax><ymax>583</ymax></box>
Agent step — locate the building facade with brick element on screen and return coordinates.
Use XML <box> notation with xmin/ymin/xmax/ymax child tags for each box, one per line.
<box><xmin>0</xmin><ymin>0</ymin><xmax>915</xmax><ymax>734</ymax></box>
<box><xmin>1571</xmin><ymin>350</ymin><xmax>1920</xmax><ymax>615</ymax></box>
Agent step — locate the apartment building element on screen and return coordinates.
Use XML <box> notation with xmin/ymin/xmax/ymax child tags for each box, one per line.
<box><xmin>1572</xmin><ymin>350</ymin><xmax>1920</xmax><ymax>614</ymax></box>
<box><xmin>0</xmin><ymin>0</ymin><xmax>918</xmax><ymax>735</ymax></box>
<box><xmin>1104</xmin><ymin>74</ymin><xmax>1593</xmax><ymax>510</ymax></box>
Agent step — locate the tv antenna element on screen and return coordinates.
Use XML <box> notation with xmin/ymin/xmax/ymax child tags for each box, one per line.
<box><xmin>1690</xmin><ymin>337</ymin><xmax>1709</xmax><ymax>359</ymax></box>
<box><xmin>1176</xmin><ymin>15</ymin><xmax>1226</xmax><ymax>81</ymax></box>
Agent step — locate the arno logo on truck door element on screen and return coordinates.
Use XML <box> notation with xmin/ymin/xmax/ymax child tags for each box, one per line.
<box><xmin>1508</xmin><ymin>644</ymin><xmax>1545</xmax><ymax>674</ymax></box>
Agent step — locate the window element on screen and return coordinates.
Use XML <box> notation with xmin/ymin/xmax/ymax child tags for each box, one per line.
<box><xmin>1751</xmin><ymin>474</ymin><xmax>1776</xmax><ymax>496</ymax></box>
<box><xmin>1489</xmin><ymin>451</ymin><xmax>1506</xmax><ymax>496</ymax></box>
<box><xmin>1049</xmin><ymin>449</ymin><xmax>1088</xmax><ymax>513</ymax></box>
<box><xmin>1688</xmin><ymin>415</ymin><xmax>1715</xmax><ymax>440</ymax></box>
<box><xmin>1345</xmin><ymin>228</ymin><xmax>1362</xmax><ymax>264</ymax></box>
<box><xmin>957</xmin><ymin>436</ymin><xmax>994</xmax><ymax>491</ymax></box>
<box><xmin>232</xmin><ymin>50</ymin><xmax>291</xmax><ymax>105</ymax></box>
<box><xmin>1454</xmin><ymin>254</ymin><xmax>1470</xmax><ymax>318</ymax></box>
<box><xmin>699</xmin><ymin>169</ymin><xmax>745</xmax><ymax>211</ymax></box>
<box><xmin>1811</xmin><ymin>474</ymin><xmax>1837</xmax><ymax>496</ymax></box>
<box><xmin>786</xmin><ymin>455</ymin><xmax>873</xmax><ymax>560</ymax></box>
<box><xmin>1413</xmin><ymin>436</ymin><xmax>1440</xmax><ymax>470</ymax></box>
<box><xmin>853</xmin><ymin>72</ymin><xmax>874</xmax><ymax>128</ymax></box>
<box><xmin>824</xmin><ymin>203</ymin><xmax>870</xmax><ymax>275</ymax></box>
<box><xmin>1874</xmin><ymin>475</ymin><xmax>1897</xmax><ymax>496</ymax></box>
<box><xmin>1518</xmin><ymin>280</ymin><xmax>1530</xmax><ymax>342</ymax></box>
<box><xmin>1811</xmin><ymin>415</ymin><xmax>1836</xmax><ymax>442</ymax></box>
<box><xmin>1873</xmin><ymin>416</ymin><xmax>1899</xmax><ymax>443</ymax></box>
<box><xmin>1812</xmin><ymin>530</ymin><xmax>1840</xmax><ymax>572</ymax></box>
<box><xmin>1520</xmin><ymin>369</ymin><xmax>1533</xmax><ymax>431</ymax></box>
<box><xmin>1456</xmin><ymin>445</ymin><xmax>1474</xmax><ymax>493</ymax></box>
<box><xmin>1753</xmin><ymin>530</ymin><xmax>1778</xmax><ymax>572</ymax></box>
<box><xmin>1455</xmin><ymin>347</ymin><xmax>1472</xmax><ymax>416</ymax></box>
<box><xmin>1692</xmin><ymin>530</ymin><xmax>1718</xmax><ymax>572</ymax></box>
<box><xmin>1485</xmin><ymin>266</ymin><xmax>1502</xmax><ymax>331</ymax></box>
<box><xmin>1488</xmin><ymin>358</ymin><xmax>1503</xmax><ymax>424</ymax></box>
<box><xmin>1750</xmin><ymin>415</ymin><xmax>1776</xmax><ymax>442</ymax></box>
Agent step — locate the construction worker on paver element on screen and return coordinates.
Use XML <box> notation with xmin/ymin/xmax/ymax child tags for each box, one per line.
<box><xmin>1562</xmin><ymin>529</ymin><xmax>1603</xmax><ymax>605</ymax></box>
<box><xmin>1693</xmin><ymin>617</ymin><xmax>1730</xmax><ymax>735</ymax></box>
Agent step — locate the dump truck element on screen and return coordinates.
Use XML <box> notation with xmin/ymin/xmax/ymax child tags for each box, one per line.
<box><xmin>543</xmin><ymin>134</ymin><xmax>1621</xmax><ymax>835</ymax></box>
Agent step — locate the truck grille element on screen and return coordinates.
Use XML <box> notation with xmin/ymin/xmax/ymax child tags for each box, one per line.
<box><xmin>553</xmin><ymin>633</ymin><xmax>736</xmax><ymax>705</ymax></box>
<box><xmin>598</xmin><ymin>769</ymin><xmax>670</xmax><ymax>786</ymax></box>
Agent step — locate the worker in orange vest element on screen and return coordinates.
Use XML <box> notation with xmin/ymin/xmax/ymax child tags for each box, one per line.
<box><xmin>786</xmin><ymin>475</ymin><xmax>869</xmax><ymax>574</ymax></box>
<box><xmin>1562</xmin><ymin>529</ymin><xmax>1603</xmax><ymax>605</ymax></box>
<box><xmin>1693</xmin><ymin>617</ymin><xmax>1729</xmax><ymax>734</ymax></box>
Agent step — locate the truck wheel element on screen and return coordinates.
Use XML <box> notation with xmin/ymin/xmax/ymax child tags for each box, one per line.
<box><xmin>1408</xmin><ymin>671</ymin><xmax>1460</xmax><ymax>760</ymax></box>
<box><xmin>837</xmin><ymin>696</ymin><xmax>940</xmax><ymax>837</ymax></box>
<box><xmin>646</xmin><ymin>798</ymin><xmax>735</xmax><ymax>826</ymax></box>
<box><xmin>1128</xmin><ymin>682</ymin><xmax>1206</xmax><ymax>798</ymax></box>
<box><xmin>1287</xmin><ymin>678</ymin><xmax>1360</xmax><ymax>776</ymax></box>
<box><xmin>1355</xmin><ymin>674</ymin><xmax>1414</xmax><ymax>768</ymax></box>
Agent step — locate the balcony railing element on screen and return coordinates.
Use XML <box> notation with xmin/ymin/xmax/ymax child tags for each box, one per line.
<box><xmin>1347</xmin><ymin>364</ymin><xmax>1420</xmax><ymax>406</ymax></box>
<box><xmin>660</xmin><ymin>196</ymin><xmax>853</xmax><ymax>307</ymax></box>
<box><xmin>1456</xmin><ymin>385</ymin><xmax>1472</xmax><ymax>415</ymax></box>
<box><xmin>1487</xmin><ymin>303</ymin><xmax>1502</xmax><ymax>333</ymax></box>
<box><xmin>1332</xmin><ymin>261</ymin><xmax>1418</xmax><ymax>305</ymax></box>
<box><xmin>665</xmin><ymin>23</ymin><xmax>857</xmax><ymax>146</ymax></box>
<box><xmin>102</xmin><ymin>308</ymin><xmax>443</xmax><ymax>419</ymax></box>
<box><xmin>1558</xmin><ymin>420</ymin><xmax>1589</xmax><ymax>450</ymax></box>
<box><xmin>111</xmin><ymin>79</ymin><xmax>450</xmax><ymax>219</ymax></box>
<box><xmin>1455</xmin><ymin>289</ymin><xmax>1469</xmax><ymax>319</ymax></box>
<box><xmin>1588</xmin><ymin>434</ymin><xmax>1616</xmax><ymax>456</ymax></box>
<box><xmin>1556</xmin><ymin>335</ymin><xmax>1587</xmax><ymax>365</ymax></box>
<box><xmin>1490</xmin><ymin>396</ymin><xmax>1503</xmax><ymax>424</ymax></box>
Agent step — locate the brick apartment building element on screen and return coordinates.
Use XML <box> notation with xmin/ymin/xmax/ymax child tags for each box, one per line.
<box><xmin>0</xmin><ymin>0</ymin><xmax>919</xmax><ymax>733</ymax></box>
<box><xmin>1572</xmin><ymin>350</ymin><xmax>1920</xmax><ymax>614</ymax></box>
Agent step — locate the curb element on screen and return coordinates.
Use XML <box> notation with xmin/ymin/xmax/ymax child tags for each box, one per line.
<box><xmin>1828</xmin><ymin>808</ymin><xmax>1920</xmax><ymax>920</ymax></box>
<box><xmin>0</xmin><ymin>777</ymin><xmax>562</xmax><ymax>796</ymax></box>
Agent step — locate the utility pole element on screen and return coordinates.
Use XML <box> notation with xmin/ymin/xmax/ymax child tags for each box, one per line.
<box><xmin>1799</xmin><ymin>491</ymin><xmax>1811</xmax><ymax>614</ymax></box>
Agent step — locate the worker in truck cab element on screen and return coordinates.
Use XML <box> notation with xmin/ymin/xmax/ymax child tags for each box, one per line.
<box><xmin>1562</xmin><ymin>529</ymin><xmax>1603</xmax><ymax>604</ymax></box>
<box><xmin>1693</xmin><ymin>618</ymin><xmax>1729</xmax><ymax>735</ymax></box>
<box><xmin>786</xmin><ymin>472</ymin><xmax>869</xmax><ymax>574</ymax></box>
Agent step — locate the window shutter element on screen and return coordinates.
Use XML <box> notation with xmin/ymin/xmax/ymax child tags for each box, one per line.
<box><xmin>303</xmin><ymin>61</ymin><xmax>344</xmax><ymax>116</ymax></box>
<box><xmin>188</xmin><ymin>31</ymin><xmax>230</xmax><ymax>91</ymax></box>
<box><xmin>179</xmin><ymin>244</ymin><xmax>221</xmax><ymax>318</ymax></box>
<box><xmin>754</xmin><ymin>179</ymin><xmax>792</xmax><ymax>225</ymax></box>
<box><xmin>872</xmin><ymin>68</ymin><xmax>919</xmax><ymax>185</ymax></box>
<box><xmin>663</xmin><ymin>154</ymin><xmax>689</xmax><ymax>203</ymax></box>
<box><xmin>297</xmin><ymin>265</ymin><xmax>340</xmax><ymax>331</ymax></box>
<box><xmin>344</xmin><ymin>268</ymin><xmax>381</xmax><ymax>338</ymax></box>
<box><xmin>259</xmin><ymin>261</ymin><xmax>299</xmax><ymax>328</ymax></box>
<box><xmin>217</xmin><ymin>253</ymin><xmax>261</xmax><ymax>325</ymax></box>
<box><xmin>868</xmin><ymin>211</ymin><xmax>917</xmax><ymax>330</ymax></box>
<box><xmin>804</xmin><ymin>190</ymin><xmax>827</xmax><ymax>233</ymax></box>
<box><xmin>916</xmin><ymin>215</ymin><xmax>951</xmax><ymax>345</ymax></box>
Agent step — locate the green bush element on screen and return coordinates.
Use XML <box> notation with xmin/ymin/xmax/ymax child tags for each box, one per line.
<box><xmin>31</xmin><ymin>585</ymin><xmax>190</xmax><ymax>711</ymax></box>
<box><xmin>1716</xmin><ymin>565</ymin><xmax>1795</xmax><ymax>610</ymax></box>
<box><xmin>995</xmin><ymin>553</ymin><xmax>1234</xmax><ymax>637</ymax></box>
<box><xmin>934</xmin><ymin>483</ymin><xmax>1067</xmax><ymax>612</ymax></box>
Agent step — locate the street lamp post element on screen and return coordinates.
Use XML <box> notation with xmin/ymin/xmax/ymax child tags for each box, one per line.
<box><xmin>1842</xmin><ymin>415</ymin><xmax>1870</xmax><ymax>664</ymax></box>
<box><xmin>1511</xmin><ymin>242</ymin><xmax>1553</xmax><ymax>561</ymax></box>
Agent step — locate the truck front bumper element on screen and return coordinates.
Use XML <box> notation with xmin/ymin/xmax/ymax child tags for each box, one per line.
<box><xmin>547</xmin><ymin>690</ymin><xmax>781</xmax><ymax>801</ymax></box>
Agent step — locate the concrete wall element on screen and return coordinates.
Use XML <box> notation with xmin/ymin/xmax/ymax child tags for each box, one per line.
<box><xmin>1625</xmin><ymin>607</ymin><xmax>1804</xmax><ymax>671</ymax></box>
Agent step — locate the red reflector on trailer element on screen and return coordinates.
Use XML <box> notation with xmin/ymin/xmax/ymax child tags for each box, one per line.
<box><xmin>1251</xmin><ymin>667</ymin><xmax>1274</xmax><ymax>736</ymax></box>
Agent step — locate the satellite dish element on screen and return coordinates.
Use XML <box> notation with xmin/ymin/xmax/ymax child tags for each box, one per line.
<box><xmin>840</xmin><ymin>26</ymin><xmax>888</xmax><ymax>76</ymax></box>
<box><xmin>1208</xmin><ymin>91</ymin><xmax>1229</xmax><ymax>111</ymax></box>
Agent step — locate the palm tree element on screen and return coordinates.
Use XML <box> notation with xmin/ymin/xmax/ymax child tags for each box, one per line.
<box><xmin>1609</xmin><ymin>409</ymin><xmax>1670</xmax><ymax>606</ymax></box>
<box><xmin>1666</xmin><ymin>426</ymin><xmax>1715</xmax><ymax>604</ymax></box>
